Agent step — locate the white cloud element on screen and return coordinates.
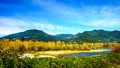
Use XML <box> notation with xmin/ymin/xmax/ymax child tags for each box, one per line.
<box><xmin>100</xmin><ymin>6</ymin><xmax>120</xmax><ymax>18</ymax></box>
<box><xmin>0</xmin><ymin>17</ymin><xmax>28</xmax><ymax>27</ymax></box>
<box><xmin>87</xmin><ymin>18</ymin><xmax>120</xmax><ymax>27</ymax></box>
<box><xmin>56</xmin><ymin>25</ymin><xmax>63</xmax><ymax>30</ymax></box>
<box><xmin>33</xmin><ymin>22</ymin><xmax>55</xmax><ymax>30</ymax></box>
<box><xmin>0</xmin><ymin>17</ymin><xmax>29</xmax><ymax>35</ymax></box>
<box><xmin>0</xmin><ymin>27</ymin><xmax>23</xmax><ymax>35</ymax></box>
<box><xmin>35</xmin><ymin>0</ymin><xmax>120</xmax><ymax>29</ymax></box>
<box><xmin>78</xmin><ymin>6</ymin><xmax>120</xmax><ymax>28</ymax></box>
<box><xmin>0</xmin><ymin>17</ymin><xmax>82</xmax><ymax>35</ymax></box>
<box><xmin>0</xmin><ymin>17</ymin><xmax>58</xmax><ymax>35</ymax></box>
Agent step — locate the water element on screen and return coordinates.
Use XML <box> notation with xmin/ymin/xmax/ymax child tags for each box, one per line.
<box><xmin>93</xmin><ymin>48</ymin><xmax>111</xmax><ymax>51</ymax></box>
<box><xmin>61</xmin><ymin>51</ymin><xmax>108</xmax><ymax>57</ymax></box>
<box><xmin>61</xmin><ymin>48</ymin><xmax>111</xmax><ymax>57</ymax></box>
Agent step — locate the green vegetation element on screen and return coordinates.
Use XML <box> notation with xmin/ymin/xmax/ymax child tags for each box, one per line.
<box><xmin>0</xmin><ymin>40</ymin><xmax>120</xmax><ymax>68</ymax></box>
<box><xmin>84</xmin><ymin>30</ymin><xmax>120</xmax><ymax>42</ymax></box>
<box><xmin>69</xmin><ymin>30</ymin><xmax>120</xmax><ymax>43</ymax></box>
<box><xmin>0</xmin><ymin>51</ymin><xmax>120</xmax><ymax>68</ymax></box>
<box><xmin>69</xmin><ymin>32</ymin><xmax>104</xmax><ymax>43</ymax></box>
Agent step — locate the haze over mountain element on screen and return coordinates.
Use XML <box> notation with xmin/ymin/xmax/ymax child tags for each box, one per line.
<box><xmin>0</xmin><ymin>29</ymin><xmax>120</xmax><ymax>43</ymax></box>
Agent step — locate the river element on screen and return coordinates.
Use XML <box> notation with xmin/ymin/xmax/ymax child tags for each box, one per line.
<box><xmin>61</xmin><ymin>48</ymin><xmax>111</xmax><ymax>57</ymax></box>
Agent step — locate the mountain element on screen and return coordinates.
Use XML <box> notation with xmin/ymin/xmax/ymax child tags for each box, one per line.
<box><xmin>69</xmin><ymin>30</ymin><xmax>120</xmax><ymax>43</ymax></box>
<box><xmin>0</xmin><ymin>29</ymin><xmax>58</xmax><ymax>41</ymax></box>
<box><xmin>84</xmin><ymin>30</ymin><xmax>120</xmax><ymax>42</ymax></box>
<box><xmin>69</xmin><ymin>32</ymin><xmax>104</xmax><ymax>43</ymax></box>
<box><xmin>1</xmin><ymin>29</ymin><xmax>120</xmax><ymax>42</ymax></box>
<box><xmin>54</xmin><ymin>34</ymin><xmax>73</xmax><ymax>40</ymax></box>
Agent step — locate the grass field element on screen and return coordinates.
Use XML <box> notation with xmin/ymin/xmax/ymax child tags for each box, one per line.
<box><xmin>0</xmin><ymin>40</ymin><xmax>120</xmax><ymax>68</ymax></box>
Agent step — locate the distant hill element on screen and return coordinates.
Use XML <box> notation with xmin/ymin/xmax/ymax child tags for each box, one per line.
<box><xmin>54</xmin><ymin>34</ymin><xmax>73</xmax><ymax>40</ymax></box>
<box><xmin>68</xmin><ymin>30</ymin><xmax>120</xmax><ymax>43</ymax></box>
<box><xmin>68</xmin><ymin>32</ymin><xmax>104</xmax><ymax>43</ymax></box>
<box><xmin>0</xmin><ymin>29</ymin><xmax>58</xmax><ymax>41</ymax></box>
<box><xmin>1</xmin><ymin>29</ymin><xmax>120</xmax><ymax>42</ymax></box>
<box><xmin>84</xmin><ymin>30</ymin><xmax>120</xmax><ymax>42</ymax></box>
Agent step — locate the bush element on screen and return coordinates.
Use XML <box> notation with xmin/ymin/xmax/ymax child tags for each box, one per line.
<box><xmin>0</xmin><ymin>54</ymin><xmax>113</xmax><ymax>68</ymax></box>
<box><xmin>0</xmin><ymin>51</ymin><xmax>19</xmax><ymax>68</ymax></box>
<box><xmin>107</xmin><ymin>53</ymin><xmax>120</xmax><ymax>64</ymax></box>
<box><xmin>111</xmin><ymin>46</ymin><xmax>120</xmax><ymax>53</ymax></box>
<box><xmin>0</xmin><ymin>51</ymin><xmax>120</xmax><ymax>68</ymax></box>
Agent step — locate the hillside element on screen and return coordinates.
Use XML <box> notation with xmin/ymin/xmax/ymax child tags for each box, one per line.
<box><xmin>69</xmin><ymin>32</ymin><xmax>104</xmax><ymax>43</ymax></box>
<box><xmin>54</xmin><ymin>34</ymin><xmax>73</xmax><ymax>40</ymax></box>
<box><xmin>0</xmin><ymin>29</ymin><xmax>58</xmax><ymax>41</ymax></box>
<box><xmin>1</xmin><ymin>29</ymin><xmax>120</xmax><ymax>42</ymax></box>
<box><xmin>68</xmin><ymin>30</ymin><xmax>120</xmax><ymax>43</ymax></box>
<box><xmin>84</xmin><ymin>30</ymin><xmax>120</xmax><ymax>42</ymax></box>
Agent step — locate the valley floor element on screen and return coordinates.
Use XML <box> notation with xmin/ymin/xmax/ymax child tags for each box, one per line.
<box><xmin>37</xmin><ymin>49</ymin><xmax>109</xmax><ymax>55</ymax></box>
<box><xmin>1</xmin><ymin>47</ymin><xmax>120</xmax><ymax>68</ymax></box>
<box><xmin>19</xmin><ymin>49</ymin><xmax>109</xmax><ymax>58</ymax></box>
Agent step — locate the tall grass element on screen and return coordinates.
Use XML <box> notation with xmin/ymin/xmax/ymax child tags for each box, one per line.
<box><xmin>0</xmin><ymin>39</ymin><xmax>119</xmax><ymax>52</ymax></box>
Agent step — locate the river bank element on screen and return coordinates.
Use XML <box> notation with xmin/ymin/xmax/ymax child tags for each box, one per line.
<box><xmin>19</xmin><ymin>49</ymin><xmax>110</xmax><ymax>58</ymax></box>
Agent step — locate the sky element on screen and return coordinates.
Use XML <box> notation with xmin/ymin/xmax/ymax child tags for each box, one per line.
<box><xmin>0</xmin><ymin>0</ymin><xmax>120</xmax><ymax>35</ymax></box>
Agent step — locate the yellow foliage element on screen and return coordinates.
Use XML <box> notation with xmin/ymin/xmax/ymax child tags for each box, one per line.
<box><xmin>0</xmin><ymin>39</ymin><xmax>119</xmax><ymax>52</ymax></box>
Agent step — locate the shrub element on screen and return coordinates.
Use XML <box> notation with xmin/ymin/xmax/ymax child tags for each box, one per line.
<box><xmin>1</xmin><ymin>53</ymin><xmax>120</xmax><ymax>68</ymax></box>
<box><xmin>111</xmin><ymin>46</ymin><xmax>120</xmax><ymax>53</ymax></box>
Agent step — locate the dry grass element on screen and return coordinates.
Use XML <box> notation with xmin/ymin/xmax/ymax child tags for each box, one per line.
<box><xmin>33</xmin><ymin>49</ymin><xmax>109</xmax><ymax>56</ymax></box>
<box><xmin>0</xmin><ymin>39</ymin><xmax>119</xmax><ymax>52</ymax></box>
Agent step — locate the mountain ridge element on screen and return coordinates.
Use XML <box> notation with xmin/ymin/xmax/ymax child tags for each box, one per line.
<box><xmin>1</xmin><ymin>29</ymin><xmax>120</xmax><ymax>42</ymax></box>
<box><xmin>0</xmin><ymin>29</ymin><xmax>58</xmax><ymax>41</ymax></box>
<box><xmin>68</xmin><ymin>29</ymin><xmax>120</xmax><ymax>43</ymax></box>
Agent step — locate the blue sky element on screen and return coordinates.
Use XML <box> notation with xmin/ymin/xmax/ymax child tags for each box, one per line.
<box><xmin>0</xmin><ymin>0</ymin><xmax>120</xmax><ymax>35</ymax></box>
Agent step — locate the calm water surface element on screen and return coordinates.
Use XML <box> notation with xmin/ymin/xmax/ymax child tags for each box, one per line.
<box><xmin>61</xmin><ymin>48</ymin><xmax>111</xmax><ymax>57</ymax></box>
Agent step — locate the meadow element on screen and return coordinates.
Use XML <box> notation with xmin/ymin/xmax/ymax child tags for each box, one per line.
<box><xmin>0</xmin><ymin>39</ymin><xmax>120</xmax><ymax>68</ymax></box>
